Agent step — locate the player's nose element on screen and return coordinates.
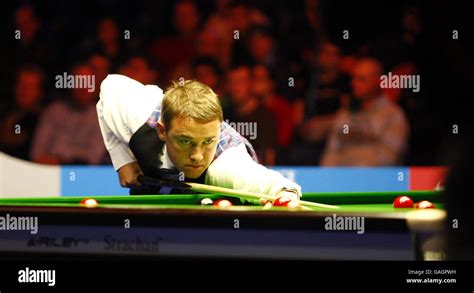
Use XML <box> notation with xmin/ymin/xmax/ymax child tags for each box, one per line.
<box><xmin>189</xmin><ymin>148</ymin><xmax>204</xmax><ymax>163</ymax></box>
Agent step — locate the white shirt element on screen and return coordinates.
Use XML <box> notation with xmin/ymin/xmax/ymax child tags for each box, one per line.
<box><xmin>97</xmin><ymin>74</ymin><xmax>163</xmax><ymax>169</ymax></box>
<box><xmin>97</xmin><ymin>74</ymin><xmax>302</xmax><ymax>197</ymax></box>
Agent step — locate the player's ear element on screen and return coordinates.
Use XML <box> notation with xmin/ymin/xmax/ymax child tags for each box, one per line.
<box><xmin>156</xmin><ymin>122</ymin><xmax>166</xmax><ymax>141</ymax></box>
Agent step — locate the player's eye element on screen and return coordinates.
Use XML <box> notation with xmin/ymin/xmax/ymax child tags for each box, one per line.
<box><xmin>180</xmin><ymin>138</ymin><xmax>191</xmax><ymax>145</ymax></box>
<box><xmin>203</xmin><ymin>139</ymin><xmax>214</xmax><ymax>145</ymax></box>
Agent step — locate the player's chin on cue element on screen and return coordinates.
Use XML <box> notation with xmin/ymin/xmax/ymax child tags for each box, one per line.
<box><xmin>183</xmin><ymin>164</ymin><xmax>205</xmax><ymax>178</ymax></box>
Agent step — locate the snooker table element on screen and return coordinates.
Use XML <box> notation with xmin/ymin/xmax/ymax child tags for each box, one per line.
<box><xmin>0</xmin><ymin>190</ymin><xmax>447</xmax><ymax>261</ymax></box>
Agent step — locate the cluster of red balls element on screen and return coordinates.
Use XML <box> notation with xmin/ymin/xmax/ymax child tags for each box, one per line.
<box><xmin>201</xmin><ymin>196</ymin><xmax>297</xmax><ymax>209</ymax></box>
<box><xmin>392</xmin><ymin>195</ymin><xmax>435</xmax><ymax>209</ymax></box>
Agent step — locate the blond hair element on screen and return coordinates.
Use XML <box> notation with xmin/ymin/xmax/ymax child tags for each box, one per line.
<box><xmin>161</xmin><ymin>80</ymin><xmax>223</xmax><ymax>129</ymax></box>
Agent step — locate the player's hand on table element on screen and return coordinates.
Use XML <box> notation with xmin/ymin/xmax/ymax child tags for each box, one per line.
<box><xmin>260</xmin><ymin>189</ymin><xmax>301</xmax><ymax>209</ymax></box>
<box><xmin>118</xmin><ymin>162</ymin><xmax>144</xmax><ymax>187</ymax></box>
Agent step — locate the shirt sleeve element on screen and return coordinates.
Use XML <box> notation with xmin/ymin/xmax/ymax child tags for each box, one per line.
<box><xmin>205</xmin><ymin>143</ymin><xmax>302</xmax><ymax>197</ymax></box>
<box><xmin>97</xmin><ymin>74</ymin><xmax>163</xmax><ymax>171</ymax></box>
<box><xmin>96</xmin><ymin>99</ymin><xmax>136</xmax><ymax>170</ymax></box>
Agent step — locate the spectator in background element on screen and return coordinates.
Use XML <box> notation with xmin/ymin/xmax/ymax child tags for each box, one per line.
<box><xmin>191</xmin><ymin>56</ymin><xmax>231</xmax><ymax>122</ymax></box>
<box><xmin>89</xmin><ymin>53</ymin><xmax>111</xmax><ymax>94</ymax></box>
<box><xmin>11</xmin><ymin>4</ymin><xmax>52</xmax><ymax>68</ymax></box>
<box><xmin>277</xmin><ymin>0</ymin><xmax>328</xmax><ymax>102</ymax></box>
<box><xmin>247</xmin><ymin>26</ymin><xmax>275</xmax><ymax>68</ymax></box>
<box><xmin>366</xmin><ymin>6</ymin><xmax>425</xmax><ymax>105</ymax></box>
<box><xmin>224</xmin><ymin>64</ymin><xmax>277</xmax><ymax>165</ymax></box>
<box><xmin>97</xmin><ymin>19</ymin><xmax>121</xmax><ymax>60</ymax></box>
<box><xmin>321</xmin><ymin>58</ymin><xmax>409</xmax><ymax>166</ymax></box>
<box><xmin>0</xmin><ymin>65</ymin><xmax>45</xmax><ymax>161</ymax></box>
<box><xmin>201</xmin><ymin>0</ymin><xmax>271</xmax><ymax>69</ymax></box>
<box><xmin>228</xmin><ymin>0</ymin><xmax>253</xmax><ymax>66</ymax></box>
<box><xmin>201</xmin><ymin>0</ymin><xmax>233</xmax><ymax>69</ymax></box>
<box><xmin>252</xmin><ymin>64</ymin><xmax>294</xmax><ymax>158</ymax></box>
<box><xmin>150</xmin><ymin>0</ymin><xmax>200</xmax><ymax>83</ymax></box>
<box><xmin>118</xmin><ymin>55</ymin><xmax>158</xmax><ymax>85</ymax></box>
<box><xmin>287</xmin><ymin>0</ymin><xmax>326</xmax><ymax>64</ymax></box>
<box><xmin>169</xmin><ymin>28</ymin><xmax>224</xmax><ymax>82</ymax></box>
<box><xmin>30</xmin><ymin>63</ymin><xmax>106</xmax><ymax>165</ymax></box>
<box><xmin>192</xmin><ymin>56</ymin><xmax>224</xmax><ymax>96</ymax></box>
<box><xmin>2</xmin><ymin>4</ymin><xmax>53</xmax><ymax>108</ymax></box>
<box><xmin>298</xmin><ymin>41</ymin><xmax>350</xmax><ymax>136</ymax></box>
<box><xmin>228</xmin><ymin>1</ymin><xmax>271</xmax><ymax>66</ymax></box>
<box><xmin>195</xmin><ymin>29</ymin><xmax>222</xmax><ymax>64</ymax></box>
<box><xmin>246</xmin><ymin>25</ymin><xmax>294</xmax><ymax>102</ymax></box>
<box><xmin>167</xmin><ymin>1</ymin><xmax>273</xmax><ymax>82</ymax></box>
<box><xmin>282</xmin><ymin>0</ymin><xmax>327</xmax><ymax>102</ymax></box>
<box><xmin>80</xmin><ymin>18</ymin><xmax>125</xmax><ymax>71</ymax></box>
<box><xmin>290</xmin><ymin>41</ymin><xmax>350</xmax><ymax>165</ymax></box>
<box><xmin>369</xmin><ymin>5</ymin><xmax>425</xmax><ymax>72</ymax></box>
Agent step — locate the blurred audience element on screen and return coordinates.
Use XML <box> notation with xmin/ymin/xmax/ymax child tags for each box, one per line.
<box><xmin>192</xmin><ymin>56</ymin><xmax>224</xmax><ymax>96</ymax></box>
<box><xmin>118</xmin><ymin>55</ymin><xmax>158</xmax><ymax>85</ymax></box>
<box><xmin>2</xmin><ymin>4</ymin><xmax>52</xmax><ymax>108</ymax></box>
<box><xmin>369</xmin><ymin>5</ymin><xmax>425</xmax><ymax>71</ymax></box>
<box><xmin>247</xmin><ymin>26</ymin><xmax>275</xmax><ymax>67</ymax></box>
<box><xmin>150</xmin><ymin>0</ymin><xmax>200</xmax><ymax>83</ymax></box>
<box><xmin>228</xmin><ymin>2</ymin><xmax>271</xmax><ymax>66</ymax></box>
<box><xmin>79</xmin><ymin>18</ymin><xmax>125</xmax><ymax>71</ymax></box>
<box><xmin>201</xmin><ymin>0</ymin><xmax>234</xmax><ymax>69</ymax></box>
<box><xmin>287</xmin><ymin>0</ymin><xmax>326</xmax><ymax>63</ymax></box>
<box><xmin>320</xmin><ymin>58</ymin><xmax>409</xmax><ymax>166</ymax></box>
<box><xmin>224</xmin><ymin>64</ymin><xmax>278</xmax><ymax>165</ymax></box>
<box><xmin>12</xmin><ymin>4</ymin><xmax>52</xmax><ymax>69</ymax></box>
<box><xmin>89</xmin><ymin>53</ymin><xmax>111</xmax><ymax>93</ymax></box>
<box><xmin>3</xmin><ymin>1</ymin><xmax>467</xmax><ymax>167</ymax></box>
<box><xmin>30</xmin><ymin>63</ymin><xmax>106</xmax><ymax>165</ymax></box>
<box><xmin>252</xmin><ymin>64</ymin><xmax>294</xmax><ymax>153</ymax></box>
<box><xmin>290</xmin><ymin>41</ymin><xmax>350</xmax><ymax>165</ymax></box>
<box><xmin>0</xmin><ymin>65</ymin><xmax>45</xmax><ymax>160</ymax></box>
<box><xmin>298</xmin><ymin>41</ymin><xmax>351</xmax><ymax>135</ymax></box>
<box><xmin>168</xmin><ymin>28</ymin><xmax>223</xmax><ymax>83</ymax></box>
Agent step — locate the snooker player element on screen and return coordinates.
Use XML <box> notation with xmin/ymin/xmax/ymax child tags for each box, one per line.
<box><xmin>96</xmin><ymin>74</ymin><xmax>301</xmax><ymax>204</ymax></box>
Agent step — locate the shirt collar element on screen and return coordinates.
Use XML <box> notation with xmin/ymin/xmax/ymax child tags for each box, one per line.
<box><xmin>160</xmin><ymin>145</ymin><xmax>176</xmax><ymax>169</ymax></box>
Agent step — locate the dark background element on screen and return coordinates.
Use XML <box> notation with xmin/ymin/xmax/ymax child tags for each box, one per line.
<box><xmin>0</xmin><ymin>0</ymin><xmax>472</xmax><ymax>166</ymax></box>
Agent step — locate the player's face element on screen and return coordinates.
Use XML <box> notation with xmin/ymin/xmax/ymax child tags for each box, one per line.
<box><xmin>157</xmin><ymin>116</ymin><xmax>221</xmax><ymax>179</ymax></box>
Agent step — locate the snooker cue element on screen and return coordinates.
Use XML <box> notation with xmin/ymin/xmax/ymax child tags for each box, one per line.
<box><xmin>186</xmin><ymin>182</ymin><xmax>340</xmax><ymax>209</ymax></box>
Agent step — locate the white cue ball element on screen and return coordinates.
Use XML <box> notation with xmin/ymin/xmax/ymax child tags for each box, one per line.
<box><xmin>200</xmin><ymin>198</ymin><xmax>214</xmax><ymax>206</ymax></box>
<box><xmin>83</xmin><ymin>199</ymin><xmax>98</xmax><ymax>208</ymax></box>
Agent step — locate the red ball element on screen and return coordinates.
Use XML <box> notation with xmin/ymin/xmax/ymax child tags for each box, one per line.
<box><xmin>393</xmin><ymin>195</ymin><xmax>414</xmax><ymax>208</ymax></box>
<box><xmin>214</xmin><ymin>199</ymin><xmax>232</xmax><ymax>208</ymax></box>
<box><xmin>415</xmin><ymin>200</ymin><xmax>436</xmax><ymax>209</ymax></box>
<box><xmin>273</xmin><ymin>196</ymin><xmax>292</xmax><ymax>207</ymax></box>
<box><xmin>80</xmin><ymin>198</ymin><xmax>98</xmax><ymax>208</ymax></box>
